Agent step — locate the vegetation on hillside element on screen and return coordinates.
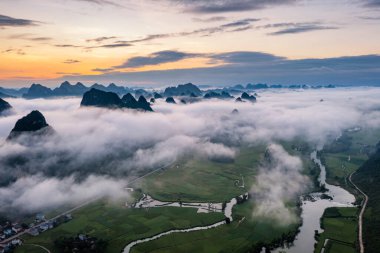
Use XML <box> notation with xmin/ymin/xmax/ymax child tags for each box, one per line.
<box><xmin>352</xmin><ymin>144</ymin><xmax>380</xmax><ymax>253</ymax></box>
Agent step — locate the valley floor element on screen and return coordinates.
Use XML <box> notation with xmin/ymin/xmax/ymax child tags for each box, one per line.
<box><xmin>15</xmin><ymin>144</ymin><xmax>310</xmax><ymax>253</ymax></box>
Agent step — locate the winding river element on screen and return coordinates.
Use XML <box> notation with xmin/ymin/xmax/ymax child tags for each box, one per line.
<box><xmin>123</xmin><ymin>194</ymin><xmax>244</xmax><ymax>253</ymax></box>
<box><xmin>274</xmin><ymin>151</ymin><xmax>356</xmax><ymax>253</ymax></box>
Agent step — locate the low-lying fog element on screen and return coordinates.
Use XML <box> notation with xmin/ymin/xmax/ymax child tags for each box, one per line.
<box><xmin>1</xmin><ymin>87</ymin><xmax>380</xmax><ymax>222</ymax></box>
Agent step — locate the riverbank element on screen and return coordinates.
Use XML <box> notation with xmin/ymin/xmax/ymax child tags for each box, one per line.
<box><xmin>274</xmin><ymin>151</ymin><xmax>356</xmax><ymax>253</ymax></box>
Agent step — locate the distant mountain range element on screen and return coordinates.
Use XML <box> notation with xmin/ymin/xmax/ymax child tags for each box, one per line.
<box><xmin>21</xmin><ymin>82</ymin><xmax>134</xmax><ymax>99</ymax></box>
<box><xmin>0</xmin><ymin>91</ymin><xmax>15</xmax><ymax>99</ymax></box>
<box><xmin>0</xmin><ymin>87</ymin><xmax>27</xmax><ymax>98</ymax></box>
<box><xmin>0</xmin><ymin>81</ymin><xmax>337</xmax><ymax>99</ymax></box>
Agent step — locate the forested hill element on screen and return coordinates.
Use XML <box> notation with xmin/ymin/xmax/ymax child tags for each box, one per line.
<box><xmin>352</xmin><ymin>143</ymin><xmax>380</xmax><ymax>253</ymax></box>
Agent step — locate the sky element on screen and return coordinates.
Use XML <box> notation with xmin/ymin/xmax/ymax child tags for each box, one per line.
<box><xmin>0</xmin><ymin>0</ymin><xmax>380</xmax><ymax>87</ymax></box>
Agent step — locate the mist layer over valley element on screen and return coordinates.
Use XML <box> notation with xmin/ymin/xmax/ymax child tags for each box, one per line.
<box><xmin>0</xmin><ymin>87</ymin><xmax>380</xmax><ymax>220</ymax></box>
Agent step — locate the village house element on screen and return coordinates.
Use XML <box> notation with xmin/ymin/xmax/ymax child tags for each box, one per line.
<box><xmin>28</xmin><ymin>228</ymin><xmax>39</xmax><ymax>236</ymax></box>
<box><xmin>35</xmin><ymin>213</ymin><xmax>45</xmax><ymax>222</ymax></box>
<box><xmin>11</xmin><ymin>223</ymin><xmax>22</xmax><ymax>234</ymax></box>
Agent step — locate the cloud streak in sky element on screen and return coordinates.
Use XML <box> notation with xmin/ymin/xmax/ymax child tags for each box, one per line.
<box><xmin>0</xmin><ymin>14</ymin><xmax>39</xmax><ymax>28</ymax></box>
<box><xmin>267</xmin><ymin>23</ymin><xmax>338</xmax><ymax>35</ymax></box>
<box><xmin>100</xmin><ymin>50</ymin><xmax>285</xmax><ymax>71</ymax></box>
<box><xmin>363</xmin><ymin>0</ymin><xmax>380</xmax><ymax>7</ymax></box>
<box><xmin>50</xmin><ymin>19</ymin><xmax>338</xmax><ymax>54</ymax></box>
<box><xmin>193</xmin><ymin>16</ymin><xmax>228</xmax><ymax>22</ymax></box>
<box><xmin>109</xmin><ymin>18</ymin><xmax>259</xmax><ymax>47</ymax></box>
<box><xmin>86</xmin><ymin>36</ymin><xmax>118</xmax><ymax>43</ymax></box>
<box><xmin>209</xmin><ymin>51</ymin><xmax>285</xmax><ymax>64</ymax></box>
<box><xmin>74</xmin><ymin>0</ymin><xmax>124</xmax><ymax>7</ymax></box>
<box><xmin>221</xmin><ymin>18</ymin><xmax>260</xmax><ymax>28</ymax></box>
<box><xmin>2</xmin><ymin>48</ymin><xmax>26</xmax><ymax>55</ymax></box>
<box><xmin>113</xmin><ymin>50</ymin><xmax>202</xmax><ymax>69</ymax></box>
<box><xmin>163</xmin><ymin>0</ymin><xmax>298</xmax><ymax>13</ymax></box>
<box><xmin>63</xmin><ymin>59</ymin><xmax>81</xmax><ymax>64</ymax></box>
<box><xmin>7</xmin><ymin>34</ymin><xmax>53</xmax><ymax>42</ymax></box>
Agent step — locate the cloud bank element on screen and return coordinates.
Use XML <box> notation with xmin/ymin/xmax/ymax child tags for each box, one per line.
<box><xmin>251</xmin><ymin>144</ymin><xmax>309</xmax><ymax>225</ymax></box>
<box><xmin>1</xmin><ymin>88</ymin><xmax>380</xmax><ymax>214</ymax></box>
<box><xmin>0</xmin><ymin>175</ymin><xmax>127</xmax><ymax>214</ymax></box>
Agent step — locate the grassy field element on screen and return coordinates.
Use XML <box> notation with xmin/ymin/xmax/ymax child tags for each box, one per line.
<box><xmin>136</xmin><ymin>145</ymin><xmax>265</xmax><ymax>203</ymax></box>
<box><xmin>322</xmin><ymin>152</ymin><xmax>366</xmax><ymax>187</ymax></box>
<box><xmin>132</xmin><ymin>200</ymin><xmax>300</xmax><ymax>253</ymax></box>
<box><xmin>16</xmin><ymin>245</ymin><xmax>48</xmax><ymax>253</ymax></box>
<box><xmin>15</xmin><ymin>201</ymin><xmax>224</xmax><ymax>253</ymax></box>
<box><xmin>314</xmin><ymin>207</ymin><xmax>358</xmax><ymax>253</ymax></box>
<box><xmin>326</xmin><ymin>242</ymin><xmax>357</xmax><ymax>253</ymax></box>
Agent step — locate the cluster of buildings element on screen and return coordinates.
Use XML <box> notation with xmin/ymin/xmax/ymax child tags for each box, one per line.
<box><xmin>0</xmin><ymin>238</ymin><xmax>22</xmax><ymax>253</ymax></box>
<box><xmin>0</xmin><ymin>223</ymin><xmax>23</xmax><ymax>241</ymax></box>
<box><xmin>0</xmin><ymin>223</ymin><xmax>23</xmax><ymax>253</ymax></box>
<box><xmin>0</xmin><ymin>213</ymin><xmax>73</xmax><ymax>253</ymax></box>
<box><xmin>27</xmin><ymin>213</ymin><xmax>72</xmax><ymax>237</ymax></box>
